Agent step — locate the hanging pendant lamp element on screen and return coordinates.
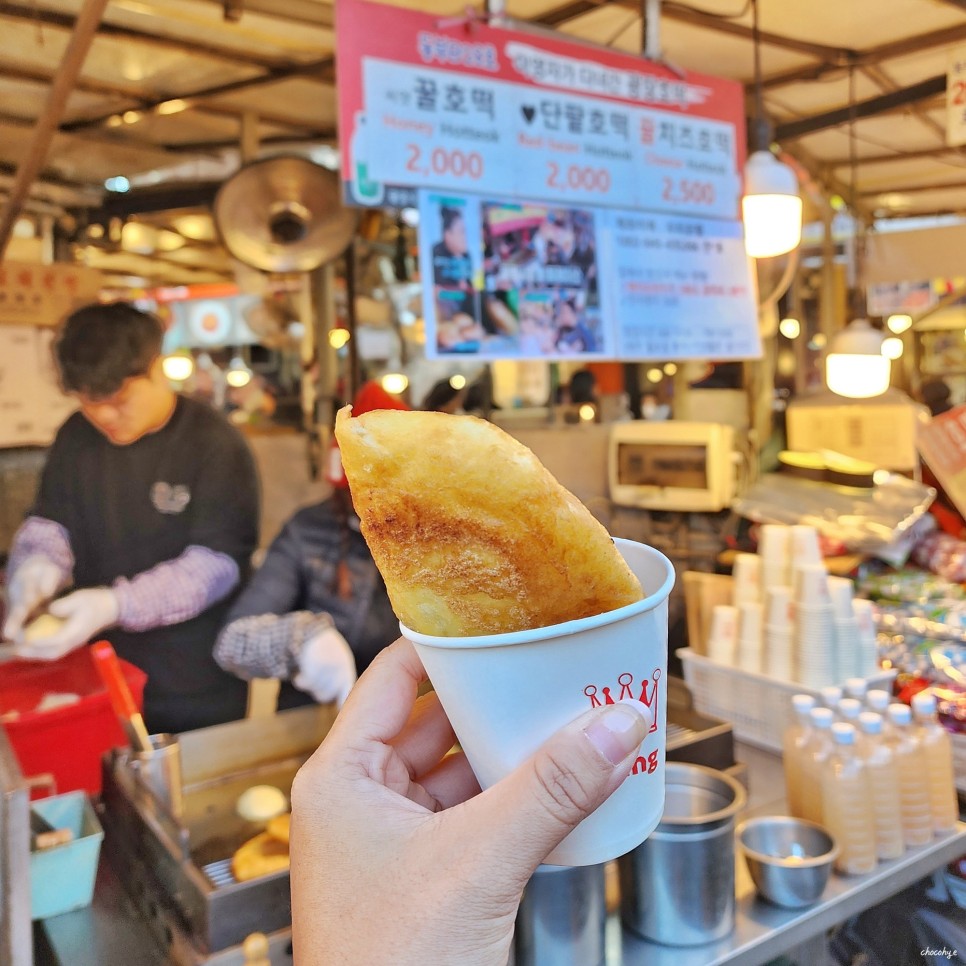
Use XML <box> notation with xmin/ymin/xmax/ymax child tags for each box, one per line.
<box><xmin>742</xmin><ymin>0</ymin><xmax>802</xmax><ymax>259</ymax></box>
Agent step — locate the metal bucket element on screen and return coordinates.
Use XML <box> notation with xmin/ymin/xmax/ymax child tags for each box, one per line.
<box><xmin>133</xmin><ymin>733</ymin><xmax>184</xmax><ymax>820</ymax></box>
<box><xmin>618</xmin><ymin>762</ymin><xmax>746</xmax><ymax>946</ymax></box>
<box><xmin>515</xmin><ymin>862</ymin><xmax>606</xmax><ymax>966</ymax></box>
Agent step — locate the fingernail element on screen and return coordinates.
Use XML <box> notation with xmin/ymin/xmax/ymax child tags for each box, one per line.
<box><xmin>584</xmin><ymin>705</ymin><xmax>649</xmax><ymax>765</ymax></box>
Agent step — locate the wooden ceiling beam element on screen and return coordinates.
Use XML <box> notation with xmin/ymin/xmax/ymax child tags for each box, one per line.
<box><xmin>0</xmin><ymin>1</ymin><xmax>321</xmax><ymax>72</ymax></box>
<box><xmin>775</xmin><ymin>75</ymin><xmax>946</xmax><ymax>140</ymax></box>
<box><xmin>60</xmin><ymin>58</ymin><xmax>335</xmax><ymax>133</ymax></box>
<box><xmin>859</xmin><ymin>178</ymin><xmax>966</xmax><ymax>197</ymax></box>
<box><xmin>0</xmin><ymin>0</ymin><xmax>110</xmax><ymax>258</ymax></box>
<box><xmin>761</xmin><ymin>22</ymin><xmax>966</xmax><ymax>91</ymax></box>
<box><xmin>824</xmin><ymin>145</ymin><xmax>966</xmax><ymax>167</ymax></box>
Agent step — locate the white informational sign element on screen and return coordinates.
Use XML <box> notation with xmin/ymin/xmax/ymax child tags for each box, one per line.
<box><xmin>339</xmin><ymin>0</ymin><xmax>759</xmax><ymax>363</ymax></box>
<box><xmin>0</xmin><ymin>325</ymin><xmax>76</xmax><ymax>447</ymax></box>
<box><xmin>360</xmin><ymin>58</ymin><xmax>740</xmax><ymax>221</ymax></box>
<box><xmin>948</xmin><ymin>45</ymin><xmax>966</xmax><ymax>147</ymax></box>
<box><xmin>419</xmin><ymin>189</ymin><xmax>760</xmax><ymax>361</ymax></box>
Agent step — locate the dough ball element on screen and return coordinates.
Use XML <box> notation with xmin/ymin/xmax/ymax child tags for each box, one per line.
<box><xmin>236</xmin><ymin>784</ymin><xmax>288</xmax><ymax>823</ymax></box>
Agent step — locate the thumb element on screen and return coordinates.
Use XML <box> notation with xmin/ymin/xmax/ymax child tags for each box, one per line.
<box><xmin>47</xmin><ymin>596</ymin><xmax>76</xmax><ymax>619</ymax></box>
<box><xmin>467</xmin><ymin>702</ymin><xmax>651</xmax><ymax>876</ymax></box>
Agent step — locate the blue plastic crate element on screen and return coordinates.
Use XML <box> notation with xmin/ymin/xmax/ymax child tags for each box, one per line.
<box><xmin>29</xmin><ymin>791</ymin><xmax>103</xmax><ymax>920</ymax></box>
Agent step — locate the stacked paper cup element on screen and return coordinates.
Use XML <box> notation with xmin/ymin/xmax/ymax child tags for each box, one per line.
<box><xmin>706</xmin><ymin>604</ymin><xmax>739</xmax><ymax>665</ymax></box>
<box><xmin>851</xmin><ymin>598</ymin><xmax>879</xmax><ymax>677</ymax></box>
<box><xmin>763</xmin><ymin>586</ymin><xmax>794</xmax><ymax>680</ymax></box>
<box><xmin>736</xmin><ymin>602</ymin><xmax>764</xmax><ymax>672</ymax></box>
<box><xmin>732</xmin><ymin>552</ymin><xmax>762</xmax><ymax>607</ymax></box>
<box><xmin>827</xmin><ymin>576</ymin><xmax>858</xmax><ymax>681</ymax></box>
<box><xmin>792</xmin><ymin>562</ymin><xmax>837</xmax><ymax>689</ymax></box>
<box><xmin>759</xmin><ymin>525</ymin><xmax>791</xmax><ymax>593</ymax></box>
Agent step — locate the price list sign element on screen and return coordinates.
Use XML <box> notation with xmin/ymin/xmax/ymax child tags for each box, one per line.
<box><xmin>337</xmin><ymin>0</ymin><xmax>759</xmax><ymax>361</ymax></box>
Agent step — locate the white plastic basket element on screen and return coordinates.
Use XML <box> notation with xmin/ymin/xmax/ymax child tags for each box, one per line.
<box><xmin>677</xmin><ymin>647</ymin><xmax>897</xmax><ymax>752</ymax></box>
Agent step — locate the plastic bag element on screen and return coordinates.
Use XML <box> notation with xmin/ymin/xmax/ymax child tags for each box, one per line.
<box><xmin>732</xmin><ymin>472</ymin><xmax>935</xmax><ymax>562</ymax></box>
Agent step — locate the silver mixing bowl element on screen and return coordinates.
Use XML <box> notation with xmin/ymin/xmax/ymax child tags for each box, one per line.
<box><xmin>736</xmin><ymin>816</ymin><xmax>839</xmax><ymax>909</ymax></box>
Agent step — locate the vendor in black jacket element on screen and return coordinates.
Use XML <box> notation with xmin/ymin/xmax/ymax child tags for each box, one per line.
<box><xmin>3</xmin><ymin>302</ymin><xmax>258</xmax><ymax>733</ymax></box>
<box><xmin>214</xmin><ymin>383</ymin><xmax>407</xmax><ymax>709</ymax></box>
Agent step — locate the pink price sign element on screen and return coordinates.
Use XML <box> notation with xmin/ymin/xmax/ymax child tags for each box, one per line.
<box><xmin>336</xmin><ymin>0</ymin><xmax>746</xmax><ymax>218</ymax></box>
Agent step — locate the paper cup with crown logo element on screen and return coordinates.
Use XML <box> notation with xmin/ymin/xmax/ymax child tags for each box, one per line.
<box><xmin>401</xmin><ymin>538</ymin><xmax>675</xmax><ymax>867</ymax></box>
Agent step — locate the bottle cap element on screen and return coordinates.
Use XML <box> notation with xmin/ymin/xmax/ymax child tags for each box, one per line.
<box><xmin>845</xmin><ymin>677</ymin><xmax>868</xmax><ymax>697</ymax></box>
<box><xmin>887</xmin><ymin>703</ymin><xmax>912</xmax><ymax>726</ymax></box>
<box><xmin>858</xmin><ymin>711</ymin><xmax>882</xmax><ymax>735</ymax></box>
<box><xmin>911</xmin><ymin>691</ymin><xmax>937</xmax><ymax>716</ymax></box>
<box><xmin>792</xmin><ymin>694</ymin><xmax>817</xmax><ymax>714</ymax></box>
<box><xmin>832</xmin><ymin>721</ymin><xmax>856</xmax><ymax>744</ymax></box>
<box><xmin>866</xmin><ymin>689</ymin><xmax>890</xmax><ymax>712</ymax></box>
<box><xmin>839</xmin><ymin>698</ymin><xmax>863</xmax><ymax>720</ymax></box>
<box><xmin>820</xmin><ymin>686</ymin><xmax>843</xmax><ymax>707</ymax></box>
<box><xmin>810</xmin><ymin>707</ymin><xmax>835</xmax><ymax>728</ymax></box>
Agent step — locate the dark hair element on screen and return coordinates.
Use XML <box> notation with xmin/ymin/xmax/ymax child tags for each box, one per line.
<box><xmin>422</xmin><ymin>378</ymin><xmax>462</xmax><ymax>412</ymax></box>
<box><xmin>440</xmin><ymin>207</ymin><xmax>464</xmax><ymax>233</ymax></box>
<box><xmin>921</xmin><ymin>378</ymin><xmax>952</xmax><ymax>416</ymax></box>
<box><xmin>569</xmin><ymin>369</ymin><xmax>597</xmax><ymax>403</ymax></box>
<box><xmin>55</xmin><ymin>302</ymin><xmax>164</xmax><ymax>397</ymax></box>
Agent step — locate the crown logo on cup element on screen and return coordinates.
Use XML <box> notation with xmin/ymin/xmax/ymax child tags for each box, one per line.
<box><xmin>584</xmin><ymin>669</ymin><xmax>661</xmax><ymax>734</ymax></box>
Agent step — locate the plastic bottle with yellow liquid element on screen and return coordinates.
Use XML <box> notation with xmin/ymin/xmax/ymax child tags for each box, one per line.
<box><xmin>821</xmin><ymin>722</ymin><xmax>877</xmax><ymax>875</ymax></box>
<box><xmin>885</xmin><ymin>703</ymin><xmax>933</xmax><ymax>847</ymax></box>
<box><xmin>856</xmin><ymin>711</ymin><xmax>905</xmax><ymax>860</ymax></box>
<box><xmin>800</xmin><ymin>707</ymin><xmax>835</xmax><ymax>826</ymax></box>
<box><xmin>911</xmin><ymin>691</ymin><xmax>959</xmax><ymax>835</ymax></box>
<box><xmin>782</xmin><ymin>694</ymin><xmax>816</xmax><ymax>819</ymax></box>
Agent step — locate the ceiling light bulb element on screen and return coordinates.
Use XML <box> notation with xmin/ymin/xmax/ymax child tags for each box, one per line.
<box><xmin>328</xmin><ymin>328</ymin><xmax>351</xmax><ymax>349</ymax></box>
<box><xmin>381</xmin><ymin>373</ymin><xmax>409</xmax><ymax>395</ymax></box>
<box><xmin>881</xmin><ymin>337</ymin><xmax>904</xmax><ymax>360</ymax></box>
<box><xmin>161</xmin><ymin>353</ymin><xmax>194</xmax><ymax>382</ymax></box>
<box><xmin>825</xmin><ymin>319</ymin><xmax>891</xmax><ymax>398</ymax></box>
<box><xmin>886</xmin><ymin>314</ymin><xmax>912</xmax><ymax>334</ymax></box>
<box><xmin>157</xmin><ymin>99</ymin><xmax>188</xmax><ymax>115</ymax></box>
<box><xmin>226</xmin><ymin>356</ymin><xmax>252</xmax><ymax>388</ymax></box>
<box><xmin>663</xmin><ymin>363</ymin><xmax>677</xmax><ymax>376</ymax></box>
<box><xmin>449</xmin><ymin>374</ymin><xmax>466</xmax><ymax>390</ymax></box>
<box><xmin>578</xmin><ymin>404</ymin><xmax>596</xmax><ymax>422</ymax></box>
<box><xmin>742</xmin><ymin>151</ymin><xmax>803</xmax><ymax>258</ymax></box>
<box><xmin>779</xmin><ymin>317</ymin><xmax>801</xmax><ymax>339</ymax></box>
<box><xmin>646</xmin><ymin>368</ymin><xmax>663</xmax><ymax>383</ymax></box>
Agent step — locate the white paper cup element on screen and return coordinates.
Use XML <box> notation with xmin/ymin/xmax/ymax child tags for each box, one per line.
<box><xmin>759</xmin><ymin>525</ymin><xmax>791</xmax><ymax>587</ymax></box>
<box><xmin>793</xmin><ymin>563</ymin><xmax>830</xmax><ymax>605</ymax></box>
<box><xmin>738</xmin><ymin>602</ymin><xmax>763</xmax><ymax>646</ymax></box>
<box><xmin>708</xmin><ymin>604</ymin><xmax>739</xmax><ymax>655</ymax></box>
<box><xmin>402</xmin><ymin>538</ymin><xmax>675</xmax><ymax>867</ymax></box>
<box><xmin>827</xmin><ymin>576</ymin><xmax>855</xmax><ymax>621</ymax></box>
<box><xmin>765</xmin><ymin>586</ymin><xmax>793</xmax><ymax>627</ymax></box>
<box><xmin>789</xmin><ymin>525</ymin><xmax>822</xmax><ymax>566</ymax></box>
<box><xmin>732</xmin><ymin>553</ymin><xmax>761</xmax><ymax>606</ymax></box>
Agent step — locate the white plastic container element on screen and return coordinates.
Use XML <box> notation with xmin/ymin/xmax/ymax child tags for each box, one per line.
<box><xmin>403</xmin><ymin>538</ymin><xmax>675</xmax><ymax>867</ymax></box>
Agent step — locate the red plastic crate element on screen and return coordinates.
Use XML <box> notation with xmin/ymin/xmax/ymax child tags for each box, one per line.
<box><xmin>0</xmin><ymin>645</ymin><xmax>146</xmax><ymax>796</ymax></box>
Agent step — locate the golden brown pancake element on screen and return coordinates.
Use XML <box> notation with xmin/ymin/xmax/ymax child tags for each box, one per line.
<box><xmin>334</xmin><ymin>407</ymin><xmax>642</xmax><ymax>636</ymax></box>
<box><xmin>231</xmin><ymin>831</ymin><xmax>289</xmax><ymax>882</ymax></box>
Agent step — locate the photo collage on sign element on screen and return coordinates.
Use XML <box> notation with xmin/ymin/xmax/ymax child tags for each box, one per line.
<box><xmin>422</xmin><ymin>192</ymin><xmax>604</xmax><ymax>358</ymax></box>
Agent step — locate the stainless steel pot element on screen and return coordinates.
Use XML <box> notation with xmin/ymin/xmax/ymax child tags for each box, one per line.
<box><xmin>618</xmin><ymin>762</ymin><xmax>746</xmax><ymax>946</ymax></box>
<box><xmin>515</xmin><ymin>862</ymin><xmax>606</xmax><ymax>966</ymax></box>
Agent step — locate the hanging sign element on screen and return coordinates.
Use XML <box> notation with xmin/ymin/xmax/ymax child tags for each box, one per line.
<box><xmin>0</xmin><ymin>262</ymin><xmax>101</xmax><ymax>327</ymax></box>
<box><xmin>948</xmin><ymin>45</ymin><xmax>966</xmax><ymax>147</ymax></box>
<box><xmin>418</xmin><ymin>190</ymin><xmax>758</xmax><ymax>360</ymax></box>
<box><xmin>336</xmin><ymin>0</ymin><xmax>759</xmax><ymax>361</ymax></box>
<box><xmin>336</xmin><ymin>0</ymin><xmax>745</xmax><ymax>215</ymax></box>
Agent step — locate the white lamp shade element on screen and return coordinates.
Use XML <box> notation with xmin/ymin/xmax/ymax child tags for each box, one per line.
<box><xmin>825</xmin><ymin>320</ymin><xmax>891</xmax><ymax>398</ymax></box>
<box><xmin>742</xmin><ymin>150</ymin><xmax>803</xmax><ymax>258</ymax></box>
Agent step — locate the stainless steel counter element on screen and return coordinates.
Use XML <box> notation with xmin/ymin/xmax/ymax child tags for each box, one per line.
<box><xmin>39</xmin><ymin>741</ymin><xmax>966</xmax><ymax>966</ymax></box>
<box><xmin>606</xmin><ymin>742</ymin><xmax>966</xmax><ymax>966</ymax></box>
